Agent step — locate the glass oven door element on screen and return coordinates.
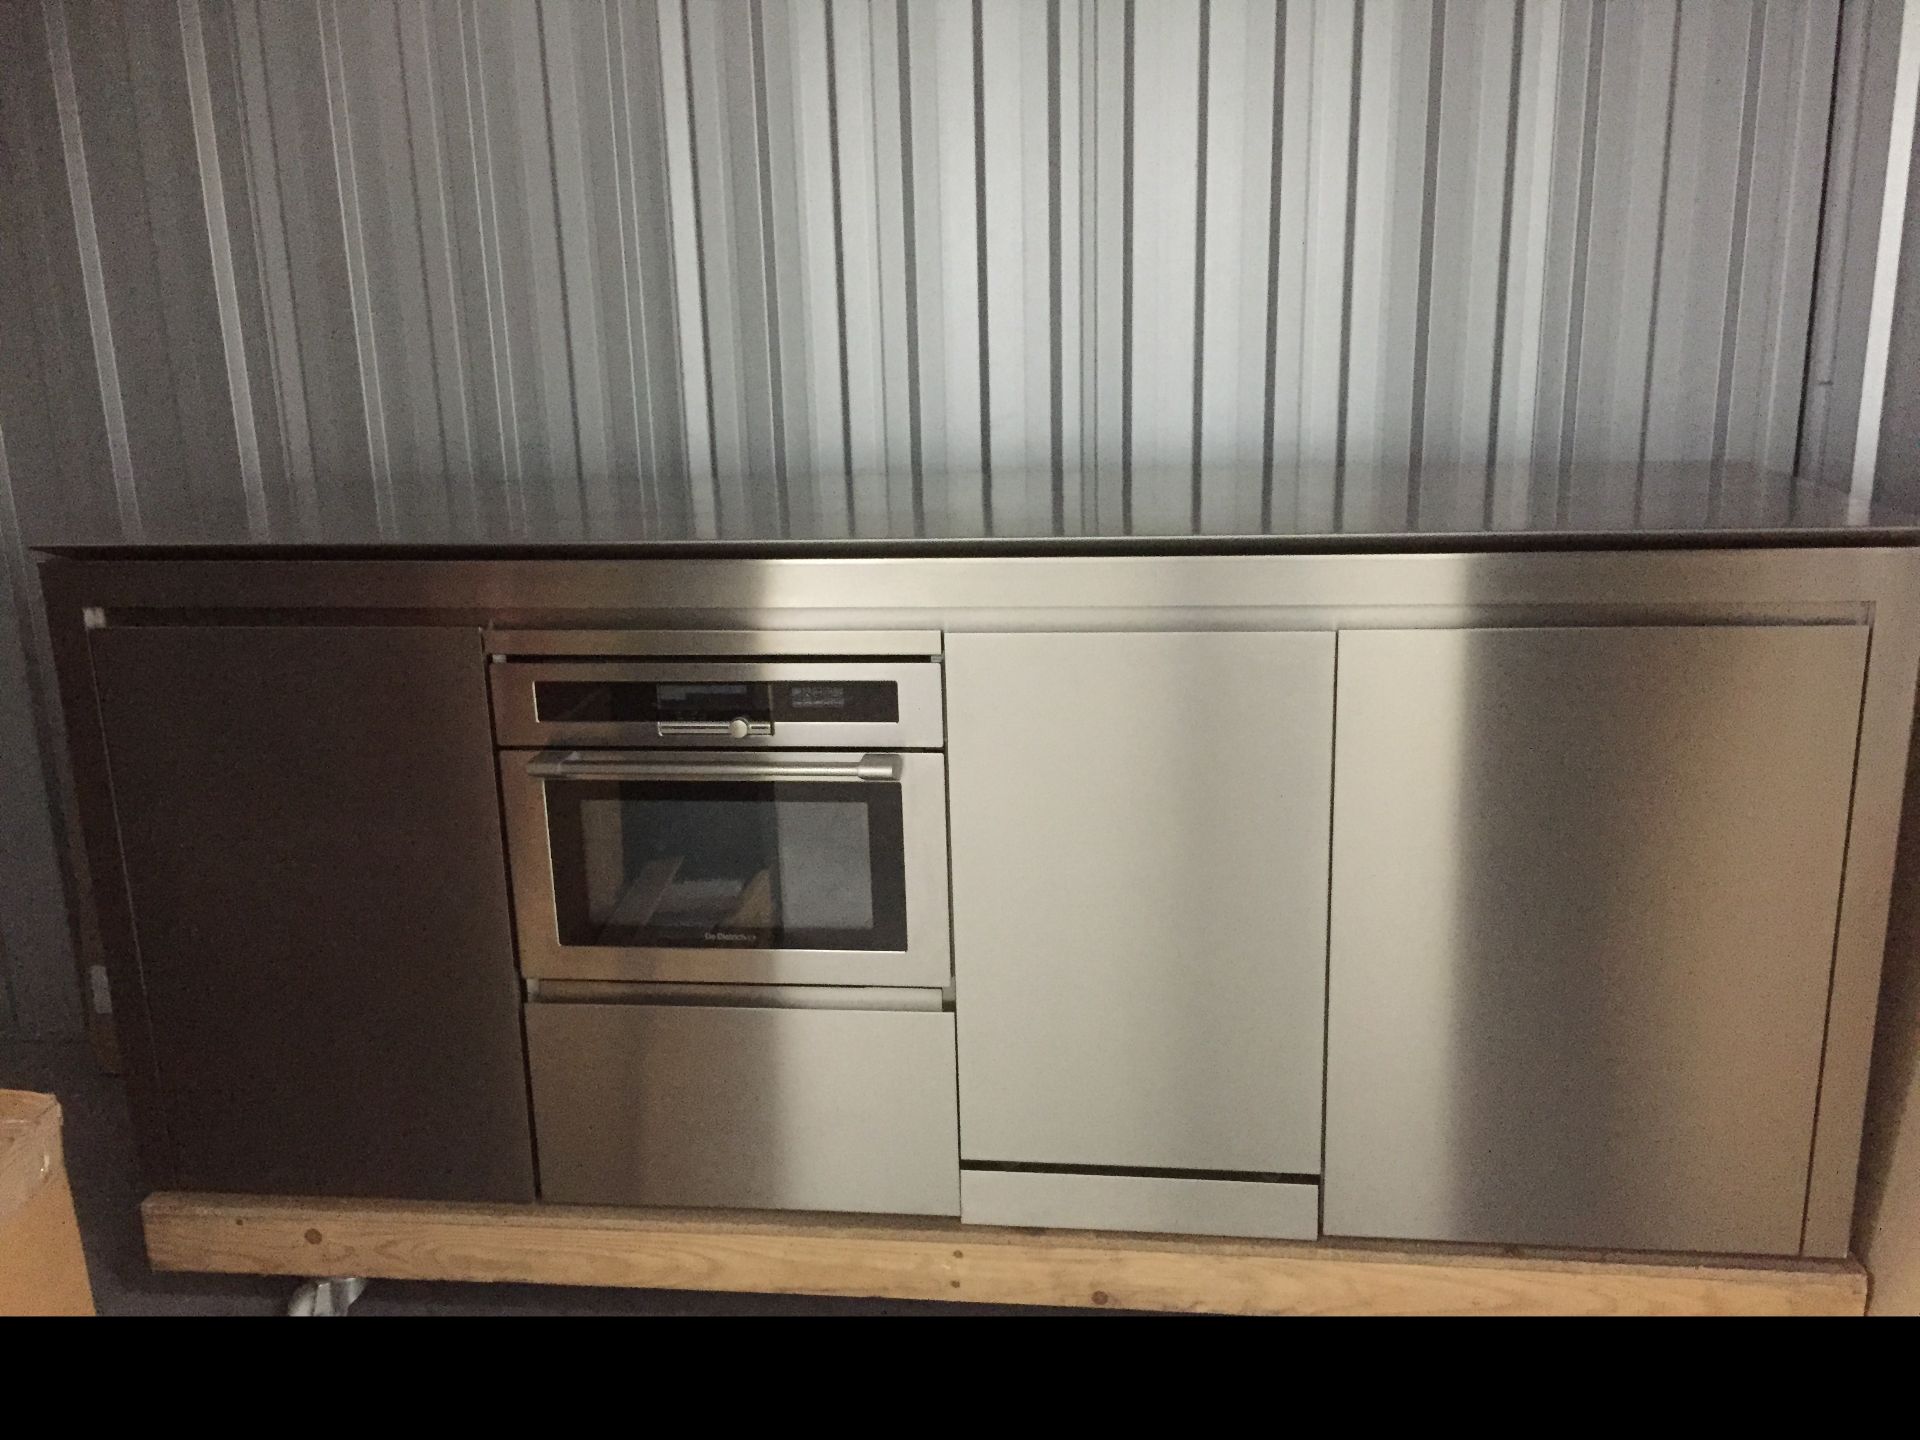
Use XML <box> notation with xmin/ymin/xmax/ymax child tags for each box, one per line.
<box><xmin>502</xmin><ymin>750</ymin><xmax>951</xmax><ymax>988</ymax></box>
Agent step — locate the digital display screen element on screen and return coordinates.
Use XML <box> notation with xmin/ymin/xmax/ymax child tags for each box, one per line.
<box><xmin>656</xmin><ymin>683</ymin><xmax>766</xmax><ymax>718</ymax></box>
<box><xmin>773</xmin><ymin>682</ymin><xmax>898</xmax><ymax>722</ymax></box>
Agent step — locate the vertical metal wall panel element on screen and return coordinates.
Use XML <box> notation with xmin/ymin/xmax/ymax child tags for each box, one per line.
<box><xmin>783</xmin><ymin>0</ymin><xmax>847</xmax><ymax>536</ymax></box>
<box><xmin>565</xmin><ymin>1</ymin><xmax>633</xmax><ymax>537</ymax></box>
<box><xmin>1265</xmin><ymin>0</ymin><xmax>1352</xmax><ymax>528</ymax></box>
<box><xmin>65</xmin><ymin>0</ymin><xmax>245</xmax><ymax>542</ymax></box>
<box><xmin>337</xmin><ymin>1</ymin><xmax>454</xmax><ymax>540</ymax></box>
<box><xmin>906</xmin><ymin>0</ymin><xmax>967</xmax><ymax>537</ymax></box>
<box><xmin>220</xmin><ymin>0</ymin><xmax>321</xmax><ymax>539</ymax></box>
<box><xmin>1088</xmin><ymin>0</ymin><xmax>1127</xmax><ymax>532</ymax></box>
<box><xmin>1</xmin><ymin>0</ymin><xmax>122</xmax><ymax>547</ymax></box>
<box><xmin>253</xmin><ymin>0</ymin><xmax>381</xmax><ymax>539</ymax></box>
<box><xmin>417</xmin><ymin>0</ymin><xmax>498</xmax><ymax>541</ymax></box>
<box><xmin>1491</xmin><ymin>0</ymin><xmax>1564</xmax><ymax>525</ymax></box>
<box><xmin>1416</xmin><ymin>0</ymin><xmax>1519</xmax><ymax>530</ymax></box>
<box><xmin>682</xmin><ymin>1</ymin><xmax>756</xmax><ymax>534</ymax></box>
<box><xmin>1639</xmin><ymin>1</ymin><xmax>1758</xmax><ymax>526</ymax></box>
<box><xmin>1726</xmin><ymin>0</ymin><xmax>1839</xmax><ymax>479</ymax></box>
<box><xmin>510</xmin><ymin>0</ymin><xmax>587</xmax><ymax>539</ymax></box>
<box><xmin>1530</xmin><ymin>0</ymin><xmax>1596</xmax><ymax>511</ymax></box>
<box><xmin>1566</xmin><ymin>0</ymin><xmax>1679</xmax><ymax>526</ymax></box>
<box><xmin>688</xmin><ymin>0</ymin><xmax>786</xmax><ymax>537</ymax></box>
<box><xmin>111</xmin><ymin>0</ymin><xmax>250</xmax><ymax>539</ymax></box>
<box><xmin>1123</xmin><ymin>0</ymin><xmax>1200</xmax><ymax>532</ymax></box>
<box><xmin>979</xmin><ymin>0</ymin><xmax>1054</xmax><ymax>530</ymax></box>
<box><xmin>1020</xmin><ymin>0</ymin><xmax>1057</xmax><ymax>532</ymax></box>
<box><xmin>1803</xmin><ymin>0</ymin><xmax>1907</xmax><ymax>489</ymax></box>
<box><xmin>1263</xmin><ymin>0</ymin><xmax>1310</xmax><ymax>522</ymax></box>
<box><xmin>1197</xmin><ymin>0</ymin><xmax>1280</xmax><ymax>535</ymax></box>
<box><xmin>654</xmin><ymin>0</ymin><xmax>716</xmax><ymax>535</ymax></box>
<box><xmin>46</xmin><ymin>0</ymin><xmax>140</xmax><ymax>543</ymax></box>
<box><xmin>1879</xmin><ymin>45</ymin><xmax>1920</xmax><ymax>510</ymax></box>
<box><xmin>755</xmin><ymin>0</ymin><xmax>815</xmax><ymax>537</ymax></box>
<box><xmin>545</xmin><ymin>2</ymin><xmax>617</xmax><ymax>538</ymax></box>
<box><xmin>867</xmin><ymin>0</ymin><xmax>917</xmax><ymax>533</ymax></box>
<box><xmin>1296</xmin><ymin>0</ymin><xmax>1354</xmax><ymax>530</ymax></box>
<box><xmin>829</xmin><ymin>0</ymin><xmax>889</xmax><ymax>534</ymax></box>
<box><xmin>179</xmin><ymin>0</ymin><xmax>268</xmax><ymax>539</ymax></box>
<box><xmin>1058</xmin><ymin>1</ymin><xmax>1086</xmax><ymax>532</ymax></box>
<box><xmin>618</xmin><ymin>0</ymin><xmax>692</xmax><ymax>538</ymax></box>
<box><xmin>1342</xmin><ymin>0</ymin><xmax>1429</xmax><ymax>532</ymax></box>
<box><xmin>317</xmin><ymin>0</ymin><xmax>398</xmax><ymax>537</ymax></box>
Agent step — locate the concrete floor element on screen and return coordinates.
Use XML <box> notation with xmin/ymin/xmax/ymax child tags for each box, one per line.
<box><xmin>0</xmin><ymin>1037</ymin><xmax>1052</xmax><ymax>1316</ymax></box>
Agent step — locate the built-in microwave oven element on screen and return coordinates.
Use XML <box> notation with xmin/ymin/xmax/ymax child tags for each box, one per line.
<box><xmin>493</xmin><ymin>641</ymin><xmax>951</xmax><ymax>989</ymax></box>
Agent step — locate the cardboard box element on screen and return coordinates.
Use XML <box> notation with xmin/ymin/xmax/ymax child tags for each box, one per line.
<box><xmin>0</xmin><ymin>1091</ymin><xmax>95</xmax><ymax>1316</ymax></box>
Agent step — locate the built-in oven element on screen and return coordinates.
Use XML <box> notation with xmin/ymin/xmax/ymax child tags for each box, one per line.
<box><xmin>493</xmin><ymin>642</ymin><xmax>951</xmax><ymax>990</ymax></box>
<box><xmin>494</xmin><ymin>631</ymin><xmax>960</xmax><ymax>1216</ymax></box>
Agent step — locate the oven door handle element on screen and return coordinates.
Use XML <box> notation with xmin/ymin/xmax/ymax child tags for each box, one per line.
<box><xmin>525</xmin><ymin>750</ymin><xmax>904</xmax><ymax>783</ymax></box>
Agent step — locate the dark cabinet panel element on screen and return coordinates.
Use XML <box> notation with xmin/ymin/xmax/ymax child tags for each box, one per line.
<box><xmin>91</xmin><ymin>626</ymin><xmax>534</xmax><ymax>1202</ymax></box>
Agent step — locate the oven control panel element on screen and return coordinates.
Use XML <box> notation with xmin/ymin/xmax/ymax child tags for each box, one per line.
<box><xmin>488</xmin><ymin>651</ymin><xmax>946</xmax><ymax>751</ymax></box>
<box><xmin>532</xmin><ymin>678</ymin><xmax>901</xmax><ymax>729</ymax></box>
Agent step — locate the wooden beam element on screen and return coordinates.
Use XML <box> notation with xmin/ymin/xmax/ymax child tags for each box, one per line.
<box><xmin>142</xmin><ymin>1192</ymin><xmax>1867</xmax><ymax>1315</ymax></box>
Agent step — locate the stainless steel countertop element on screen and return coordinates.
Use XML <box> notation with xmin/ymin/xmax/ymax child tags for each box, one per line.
<box><xmin>33</xmin><ymin>465</ymin><xmax>1920</xmax><ymax>558</ymax></box>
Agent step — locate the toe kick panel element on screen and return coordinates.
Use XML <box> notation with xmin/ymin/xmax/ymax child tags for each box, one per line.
<box><xmin>962</xmin><ymin>1170</ymin><xmax>1320</xmax><ymax>1241</ymax></box>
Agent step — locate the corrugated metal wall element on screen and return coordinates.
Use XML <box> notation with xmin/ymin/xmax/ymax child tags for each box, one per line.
<box><xmin>0</xmin><ymin>0</ymin><xmax>1898</xmax><ymax>1035</ymax></box>
<box><xmin>0</xmin><ymin>0</ymin><xmax>1848</xmax><ymax>549</ymax></box>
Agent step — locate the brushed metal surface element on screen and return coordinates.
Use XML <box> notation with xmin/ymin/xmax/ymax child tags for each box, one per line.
<box><xmin>947</xmin><ymin>630</ymin><xmax>1334</xmax><ymax>1175</ymax></box>
<box><xmin>38</xmin><ymin>544</ymin><xmax>1920</xmax><ymax>1250</ymax></box>
<box><xmin>501</xmin><ymin>747</ymin><xmax>952</xmax><ymax>988</ymax></box>
<box><xmin>1324</xmin><ymin>624</ymin><xmax>1869</xmax><ymax>1256</ymax></box>
<box><xmin>959</xmin><ymin>1169</ymin><xmax>1319</xmax><ymax>1241</ymax></box>
<box><xmin>526</xmin><ymin>1001</ymin><xmax>960</xmax><ymax>1216</ymax></box>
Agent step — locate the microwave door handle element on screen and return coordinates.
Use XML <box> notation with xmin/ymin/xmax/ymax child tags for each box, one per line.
<box><xmin>525</xmin><ymin>751</ymin><xmax>903</xmax><ymax>783</ymax></box>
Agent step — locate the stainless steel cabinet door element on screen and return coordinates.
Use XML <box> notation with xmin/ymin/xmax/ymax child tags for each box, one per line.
<box><xmin>1324</xmin><ymin>625</ymin><xmax>1868</xmax><ymax>1255</ymax></box>
<box><xmin>90</xmin><ymin>626</ymin><xmax>535</xmax><ymax>1202</ymax></box>
<box><xmin>947</xmin><ymin>631</ymin><xmax>1335</xmax><ymax>1175</ymax></box>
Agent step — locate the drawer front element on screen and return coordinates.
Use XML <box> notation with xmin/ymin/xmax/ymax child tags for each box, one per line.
<box><xmin>961</xmin><ymin>1169</ymin><xmax>1318</xmax><ymax>1241</ymax></box>
<box><xmin>527</xmin><ymin>1003</ymin><xmax>960</xmax><ymax>1216</ymax></box>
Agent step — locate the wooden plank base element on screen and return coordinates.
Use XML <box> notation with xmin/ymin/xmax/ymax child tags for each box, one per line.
<box><xmin>142</xmin><ymin>1193</ymin><xmax>1867</xmax><ymax>1315</ymax></box>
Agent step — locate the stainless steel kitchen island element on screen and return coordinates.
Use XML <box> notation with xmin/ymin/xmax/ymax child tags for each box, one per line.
<box><xmin>38</xmin><ymin>467</ymin><xmax>1920</xmax><ymax>1309</ymax></box>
